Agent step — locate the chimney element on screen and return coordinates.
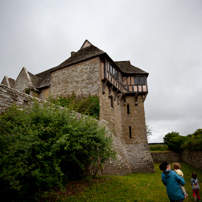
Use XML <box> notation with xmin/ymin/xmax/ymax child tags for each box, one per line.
<box><xmin>71</xmin><ymin>51</ymin><xmax>76</xmax><ymax>56</ymax></box>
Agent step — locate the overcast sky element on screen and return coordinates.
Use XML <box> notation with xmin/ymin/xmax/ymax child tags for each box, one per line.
<box><xmin>0</xmin><ymin>0</ymin><xmax>202</xmax><ymax>143</ymax></box>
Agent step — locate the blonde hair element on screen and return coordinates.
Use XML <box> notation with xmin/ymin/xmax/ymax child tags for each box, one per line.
<box><xmin>173</xmin><ymin>162</ymin><xmax>181</xmax><ymax>169</ymax></box>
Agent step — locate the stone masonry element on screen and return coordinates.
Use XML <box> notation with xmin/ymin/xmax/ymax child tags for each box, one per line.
<box><xmin>51</xmin><ymin>57</ymin><xmax>100</xmax><ymax>97</ymax></box>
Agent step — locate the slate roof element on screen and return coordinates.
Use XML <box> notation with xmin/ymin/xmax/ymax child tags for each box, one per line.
<box><xmin>115</xmin><ymin>61</ymin><xmax>148</xmax><ymax>75</ymax></box>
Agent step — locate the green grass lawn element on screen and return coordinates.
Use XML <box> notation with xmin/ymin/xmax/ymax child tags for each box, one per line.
<box><xmin>55</xmin><ymin>162</ymin><xmax>202</xmax><ymax>202</ymax></box>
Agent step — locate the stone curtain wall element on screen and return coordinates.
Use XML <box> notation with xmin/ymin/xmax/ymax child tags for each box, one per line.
<box><xmin>151</xmin><ymin>151</ymin><xmax>202</xmax><ymax>170</ymax></box>
<box><xmin>0</xmin><ymin>84</ymin><xmax>42</xmax><ymax>114</ymax></box>
<box><xmin>182</xmin><ymin>151</ymin><xmax>202</xmax><ymax>170</ymax></box>
<box><xmin>151</xmin><ymin>151</ymin><xmax>182</xmax><ymax>163</ymax></box>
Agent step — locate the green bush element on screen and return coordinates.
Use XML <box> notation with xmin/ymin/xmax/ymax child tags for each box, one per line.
<box><xmin>0</xmin><ymin>101</ymin><xmax>114</xmax><ymax>201</ymax></box>
<box><xmin>182</xmin><ymin>137</ymin><xmax>202</xmax><ymax>151</ymax></box>
<box><xmin>167</xmin><ymin>135</ymin><xmax>189</xmax><ymax>152</ymax></box>
<box><xmin>48</xmin><ymin>95</ymin><xmax>100</xmax><ymax>120</ymax></box>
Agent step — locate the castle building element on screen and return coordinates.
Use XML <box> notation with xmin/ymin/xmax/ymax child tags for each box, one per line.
<box><xmin>1</xmin><ymin>40</ymin><xmax>155</xmax><ymax>174</ymax></box>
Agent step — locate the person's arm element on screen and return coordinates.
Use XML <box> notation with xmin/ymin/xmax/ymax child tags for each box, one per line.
<box><xmin>162</xmin><ymin>178</ymin><xmax>167</xmax><ymax>186</ymax></box>
<box><xmin>161</xmin><ymin>173</ymin><xmax>167</xmax><ymax>186</ymax></box>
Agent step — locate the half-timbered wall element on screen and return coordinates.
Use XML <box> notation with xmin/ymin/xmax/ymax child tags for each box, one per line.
<box><xmin>122</xmin><ymin>75</ymin><xmax>148</xmax><ymax>94</ymax></box>
<box><xmin>101</xmin><ymin>59</ymin><xmax>123</xmax><ymax>92</ymax></box>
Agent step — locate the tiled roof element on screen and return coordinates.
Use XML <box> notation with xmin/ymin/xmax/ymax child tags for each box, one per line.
<box><xmin>115</xmin><ymin>61</ymin><xmax>148</xmax><ymax>75</ymax></box>
<box><xmin>54</xmin><ymin>45</ymin><xmax>105</xmax><ymax>71</ymax></box>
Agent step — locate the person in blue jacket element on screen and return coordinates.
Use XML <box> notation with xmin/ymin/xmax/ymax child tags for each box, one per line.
<box><xmin>159</xmin><ymin>161</ymin><xmax>185</xmax><ymax>202</ymax></box>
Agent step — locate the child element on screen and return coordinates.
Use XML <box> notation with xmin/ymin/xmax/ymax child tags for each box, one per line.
<box><xmin>172</xmin><ymin>163</ymin><xmax>188</xmax><ymax>199</ymax></box>
<box><xmin>191</xmin><ymin>173</ymin><xmax>201</xmax><ymax>201</ymax></box>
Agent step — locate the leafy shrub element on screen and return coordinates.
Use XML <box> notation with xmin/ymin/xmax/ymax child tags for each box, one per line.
<box><xmin>149</xmin><ymin>144</ymin><xmax>169</xmax><ymax>151</ymax></box>
<box><xmin>0</xmin><ymin>101</ymin><xmax>114</xmax><ymax>201</ymax></box>
<box><xmin>191</xmin><ymin>129</ymin><xmax>202</xmax><ymax>138</ymax></box>
<box><xmin>182</xmin><ymin>137</ymin><xmax>202</xmax><ymax>151</ymax></box>
<box><xmin>167</xmin><ymin>135</ymin><xmax>189</xmax><ymax>152</ymax></box>
<box><xmin>163</xmin><ymin>132</ymin><xmax>179</xmax><ymax>144</ymax></box>
<box><xmin>48</xmin><ymin>95</ymin><xmax>100</xmax><ymax>120</ymax></box>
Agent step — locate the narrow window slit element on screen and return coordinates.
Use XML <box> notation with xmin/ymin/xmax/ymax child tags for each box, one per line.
<box><xmin>127</xmin><ymin>104</ymin><xmax>130</xmax><ymax>114</ymax></box>
<box><xmin>129</xmin><ymin>126</ymin><xmax>132</xmax><ymax>139</ymax></box>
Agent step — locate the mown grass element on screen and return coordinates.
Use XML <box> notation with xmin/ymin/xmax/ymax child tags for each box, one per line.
<box><xmin>57</xmin><ymin>163</ymin><xmax>202</xmax><ymax>202</ymax></box>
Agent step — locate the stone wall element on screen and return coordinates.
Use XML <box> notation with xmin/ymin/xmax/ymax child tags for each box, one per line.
<box><xmin>122</xmin><ymin>95</ymin><xmax>154</xmax><ymax>173</ymax></box>
<box><xmin>0</xmin><ymin>84</ymin><xmax>42</xmax><ymax>114</ymax></box>
<box><xmin>50</xmin><ymin>57</ymin><xmax>101</xmax><ymax>97</ymax></box>
<box><xmin>99</xmin><ymin>84</ymin><xmax>133</xmax><ymax>175</ymax></box>
<box><xmin>151</xmin><ymin>151</ymin><xmax>182</xmax><ymax>163</ymax></box>
<box><xmin>99</xmin><ymin>83</ymin><xmax>154</xmax><ymax>173</ymax></box>
<box><xmin>13</xmin><ymin>68</ymin><xmax>31</xmax><ymax>91</ymax></box>
<box><xmin>182</xmin><ymin>150</ymin><xmax>202</xmax><ymax>170</ymax></box>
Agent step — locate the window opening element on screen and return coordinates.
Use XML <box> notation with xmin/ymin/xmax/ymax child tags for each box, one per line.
<box><xmin>140</xmin><ymin>77</ymin><xmax>146</xmax><ymax>84</ymax></box>
<box><xmin>127</xmin><ymin>104</ymin><xmax>130</xmax><ymax>114</ymax></box>
<box><xmin>134</xmin><ymin>77</ymin><xmax>139</xmax><ymax>84</ymax></box>
<box><xmin>134</xmin><ymin>76</ymin><xmax>146</xmax><ymax>85</ymax></box>
<box><xmin>111</xmin><ymin>96</ymin><xmax>114</xmax><ymax>108</ymax></box>
<box><xmin>129</xmin><ymin>126</ymin><xmax>132</xmax><ymax>138</ymax></box>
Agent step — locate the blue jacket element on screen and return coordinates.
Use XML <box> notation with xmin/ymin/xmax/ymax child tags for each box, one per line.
<box><xmin>161</xmin><ymin>169</ymin><xmax>185</xmax><ymax>200</ymax></box>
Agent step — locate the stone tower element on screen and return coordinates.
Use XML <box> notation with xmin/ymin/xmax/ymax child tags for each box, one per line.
<box><xmin>99</xmin><ymin>56</ymin><xmax>154</xmax><ymax>173</ymax></box>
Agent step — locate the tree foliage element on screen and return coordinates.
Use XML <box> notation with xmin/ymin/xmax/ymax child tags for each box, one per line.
<box><xmin>163</xmin><ymin>129</ymin><xmax>202</xmax><ymax>152</ymax></box>
<box><xmin>182</xmin><ymin>128</ymin><xmax>202</xmax><ymax>151</ymax></box>
<box><xmin>163</xmin><ymin>131</ymin><xmax>179</xmax><ymax>145</ymax></box>
<box><xmin>0</xmin><ymin>101</ymin><xmax>114</xmax><ymax>201</ymax></box>
<box><xmin>167</xmin><ymin>135</ymin><xmax>189</xmax><ymax>152</ymax></box>
<box><xmin>146</xmin><ymin>125</ymin><xmax>152</xmax><ymax>139</ymax></box>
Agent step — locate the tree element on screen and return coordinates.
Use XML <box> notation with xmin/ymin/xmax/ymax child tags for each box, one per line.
<box><xmin>163</xmin><ymin>131</ymin><xmax>179</xmax><ymax>144</ymax></box>
<box><xmin>167</xmin><ymin>135</ymin><xmax>189</xmax><ymax>152</ymax></box>
<box><xmin>146</xmin><ymin>125</ymin><xmax>152</xmax><ymax>140</ymax></box>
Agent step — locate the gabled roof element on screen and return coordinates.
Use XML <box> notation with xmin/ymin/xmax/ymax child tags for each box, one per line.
<box><xmin>52</xmin><ymin>42</ymin><xmax>105</xmax><ymax>72</ymax></box>
<box><xmin>1</xmin><ymin>76</ymin><xmax>11</xmax><ymax>88</ymax></box>
<box><xmin>34</xmin><ymin>40</ymin><xmax>148</xmax><ymax>89</ymax></box>
<box><xmin>115</xmin><ymin>61</ymin><xmax>148</xmax><ymax>75</ymax></box>
<box><xmin>35</xmin><ymin>40</ymin><xmax>105</xmax><ymax>88</ymax></box>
